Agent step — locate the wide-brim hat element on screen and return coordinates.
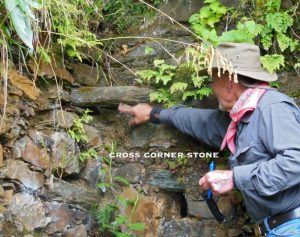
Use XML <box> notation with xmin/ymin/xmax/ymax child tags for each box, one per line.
<box><xmin>200</xmin><ymin>42</ymin><xmax>278</xmax><ymax>82</ymax></box>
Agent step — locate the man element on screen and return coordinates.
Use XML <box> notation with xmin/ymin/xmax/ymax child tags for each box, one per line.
<box><xmin>118</xmin><ymin>43</ymin><xmax>300</xmax><ymax>236</ymax></box>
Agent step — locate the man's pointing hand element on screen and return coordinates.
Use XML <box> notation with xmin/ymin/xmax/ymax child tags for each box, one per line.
<box><xmin>118</xmin><ymin>103</ymin><xmax>153</xmax><ymax>125</ymax></box>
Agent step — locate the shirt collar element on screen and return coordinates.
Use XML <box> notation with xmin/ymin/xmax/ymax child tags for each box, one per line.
<box><xmin>240</xmin><ymin>110</ymin><xmax>254</xmax><ymax>123</ymax></box>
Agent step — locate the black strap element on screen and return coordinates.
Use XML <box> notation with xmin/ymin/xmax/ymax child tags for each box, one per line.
<box><xmin>203</xmin><ymin>194</ymin><xmax>226</xmax><ymax>223</ymax></box>
<box><xmin>150</xmin><ymin>107</ymin><xmax>162</xmax><ymax>124</ymax></box>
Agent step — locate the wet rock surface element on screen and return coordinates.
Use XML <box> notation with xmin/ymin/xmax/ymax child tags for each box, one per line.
<box><xmin>146</xmin><ymin>170</ymin><xmax>185</xmax><ymax>192</ymax></box>
<box><xmin>50</xmin><ymin>132</ymin><xmax>80</xmax><ymax>176</ymax></box>
<box><xmin>79</xmin><ymin>159</ymin><xmax>102</xmax><ymax>187</ymax></box>
<box><xmin>7</xmin><ymin>193</ymin><xmax>50</xmax><ymax>232</ymax></box>
<box><xmin>41</xmin><ymin>177</ymin><xmax>101</xmax><ymax>209</ymax></box>
<box><xmin>1</xmin><ymin>159</ymin><xmax>44</xmax><ymax>190</ymax></box>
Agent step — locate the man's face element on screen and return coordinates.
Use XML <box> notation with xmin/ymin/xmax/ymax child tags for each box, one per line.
<box><xmin>210</xmin><ymin>71</ymin><xmax>235</xmax><ymax>112</ymax></box>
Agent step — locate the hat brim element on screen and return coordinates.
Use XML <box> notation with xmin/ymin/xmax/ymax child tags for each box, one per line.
<box><xmin>199</xmin><ymin>67</ymin><xmax>278</xmax><ymax>82</ymax></box>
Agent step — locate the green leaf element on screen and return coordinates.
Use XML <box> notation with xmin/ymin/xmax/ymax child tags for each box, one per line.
<box><xmin>260</xmin><ymin>26</ymin><xmax>273</xmax><ymax>50</ymax></box>
<box><xmin>266</xmin><ymin>12</ymin><xmax>293</xmax><ymax>33</ymax></box>
<box><xmin>115</xmin><ymin>215</ymin><xmax>127</xmax><ymax>225</ymax></box>
<box><xmin>128</xmin><ymin>223</ymin><xmax>146</xmax><ymax>231</ymax></box>
<box><xmin>170</xmin><ymin>82</ymin><xmax>188</xmax><ymax>94</ymax></box>
<box><xmin>25</xmin><ymin>0</ymin><xmax>42</xmax><ymax>9</ymax></box>
<box><xmin>113</xmin><ymin>176</ymin><xmax>130</xmax><ymax>186</ymax></box>
<box><xmin>243</xmin><ymin>20</ymin><xmax>263</xmax><ymax>36</ymax></box>
<box><xmin>156</xmin><ymin>74</ymin><xmax>173</xmax><ymax>85</ymax></box>
<box><xmin>277</xmin><ymin>33</ymin><xmax>291</xmax><ymax>51</ymax></box>
<box><xmin>96</xmin><ymin>203</ymin><xmax>118</xmax><ymax>230</ymax></box>
<box><xmin>136</xmin><ymin>70</ymin><xmax>157</xmax><ymax>81</ymax></box>
<box><xmin>269</xmin><ymin>81</ymin><xmax>280</xmax><ymax>89</ymax></box>
<box><xmin>159</xmin><ymin>64</ymin><xmax>176</xmax><ymax>72</ymax></box>
<box><xmin>197</xmin><ymin>87</ymin><xmax>212</xmax><ymax>99</ymax></box>
<box><xmin>79</xmin><ymin>148</ymin><xmax>98</xmax><ymax>163</ymax></box>
<box><xmin>189</xmin><ymin>13</ymin><xmax>199</xmax><ymax>23</ymax></box>
<box><xmin>219</xmin><ymin>20</ymin><xmax>262</xmax><ymax>44</ymax></box>
<box><xmin>17</xmin><ymin>0</ymin><xmax>35</xmax><ymax>19</ymax></box>
<box><xmin>265</xmin><ymin>0</ymin><xmax>281</xmax><ymax>11</ymax></box>
<box><xmin>37</xmin><ymin>47</ymin><xmax>51</xmax><ymax>63</ymax></box>
<box><xmin>149</xmin><ymin>89</ymin><xmax>172</xmax><ymax>104</ymax></box>
<box><xmin>214</xmin><ymin>5</ymin><xmax>227</xmax><ymax>15</ymax></box>
<box><xmin>260</xmin><ymin>54</ymin><xmax>285</xmax><ymax>73</ymax></box>
<box><xmin>210</xmin><ymin>1</ymin><xmax>221</xmax><ymax>12</ymax></box>
<box><xmin>199</xmin><ymin>6</ymin><xmax>211</xmax><ymax>19</ymax></box>
<box><xmin>206</xmin><ymin>29</ymin><xmax>220</xmax><ymax>45</ymax></box>
<box><xmin>115</xmin><ymin>233</ymin><xmax>131</xmax><ymax>237</ymax></box>
<box><xmin>204</xmin><ymin>0</ymin><xmax>215</xmax><ymax>3</ymax></box>
<box><xmin>290</xmin><ymin>39</ymin><xmax>299</xmax><ymax>52</ymax></box>
<box><xmin>191</xmin><ymin>76</ymin><xmax>205</xmax><ymax>88</ymax></box>
<box><xmin>261</xmin><ymin>37</ymin><xmax>273</xmax><ymax>50</ymax></box>
<box><xmin>182</xmin><ymin>91</ymin><xmax>198</xmax><ymax>100</ymax></box>
<box><xmin>206</xmin><ymin>16</ymin><xmax>219</xmax><ymax>27</ymax></box>
<box><xmin>1</xmin><ymin>25</ymin><xmax>11</xmax><ymax>38</ymax></box>
<box><xmin>5</xmin><ymin>0</ymin><xmax>34</xmax><ymax>50</ymax></box>
<box><xmin>116</xmin><ymin>195</ymin><xmax>127</xmax><ymax>207</ymax></box>
<box><xmin>154</xmin><ymin>59</ymin><xmax>165</xmax><ymax>67</ymax></box>
<box><xmin>97</xmin><ymin>182</ymin><xmax>110</xmax><ymax>192</ymax></box>
<box><xmin>210</xmin><ymin>2</ymin><xmax>227</xmax><ymax>16</ymax></box>
<box><xmin>144</xmin><ymin>47</ymin><xmax>155</xmax><ymax>55</ymax></box>
<box><xmin>4</xmin><ymin>0</ymin><xmax>18</xmax><ymax>11</ymax></box>
<box><xmin>219</xmin><ymin>30</ymin><xmax>238</xmax><ymax>42</ymax></box>
<box><xmin>192</xmin><ymin>23</ymin><xmax>206</xmax><ymax>36</ymax></box>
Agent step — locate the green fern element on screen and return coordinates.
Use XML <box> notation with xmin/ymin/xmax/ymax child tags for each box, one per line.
<box><xmin>261</xmin><ymin>54</ymin><xmax>285</xmax><ymax>73</ymax></box>
<box><xmin>79</xmin><ymin>148</ymin><xmax>98</xmax><ymax>163</ymax></box>
<box><xmin>138</xmin><ymin>56</ymin><xmax>212</xmax><ymax>107</ymax></box>
<box><xmin>96</xmin><ymin>203</ymin><xmax>118</xmax><ymax>231</ymax></box>
<box><xmin>170</xmin><ymin>82</ymin><xmax>188</xmax><ymax>94</ymax></box>
<box><xmin>68</xmin><ymin>109</ymin><xmax>93</xmax><ymax>143</ymax></box>
<box><xmin>189</xmin><ymin>0</ymin><xmax>299</xmax><ymax>72</ymax></box>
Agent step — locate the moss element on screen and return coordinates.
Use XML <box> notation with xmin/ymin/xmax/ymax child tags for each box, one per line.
<box><xmin>288</xmin><ymin>90</ymin><xmax>300</xmax><ymax>98</ymax></box>
<box><xmin>174</xmin><ymin>65</ymin><xmax>194</xmax><ymax>82</ymax></box>
<box><xmin>78</xmin><ymin>87</ymin><xmax>94</xmax><ymax>93</ymax></box>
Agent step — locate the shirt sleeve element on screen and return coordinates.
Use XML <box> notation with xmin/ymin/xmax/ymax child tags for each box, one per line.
<box><xmin>159</xmin><ymin>105</ymin><xmax>230</xmax><ymax>148</ymax></box>
<box><xmin>233</xmin><ymin>101</ymin><xmax>300</xmax><ymax>196</ymax></box>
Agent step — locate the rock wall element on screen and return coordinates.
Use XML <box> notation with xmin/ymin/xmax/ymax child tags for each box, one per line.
<box><xmin>0</xmin><ymin>1</ymin><xmax>299</xmax><ymax>237</ymax></box>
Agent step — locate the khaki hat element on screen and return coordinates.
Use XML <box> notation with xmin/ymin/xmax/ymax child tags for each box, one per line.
<box><xmin>201</xmin><ymin>42</ymin><xmax>278</xmax><ymax>82</ymax></box>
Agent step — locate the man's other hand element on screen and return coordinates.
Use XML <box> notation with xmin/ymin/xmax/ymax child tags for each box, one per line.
<box><xmin>118</xmin><ymin>103</ymin><xmax>153</xmax><ymax>125</ymax></box>
<box><xmin>199</xmin><ymin>170</ymin><xmax>234</xmax><ymax>196</ymax></box>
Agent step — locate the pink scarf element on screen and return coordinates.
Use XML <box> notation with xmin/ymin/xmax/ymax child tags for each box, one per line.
<box><xmin>220</xmin><ymin>84</ymin><xmax>268</xmax><ymax>154</ymax></box>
